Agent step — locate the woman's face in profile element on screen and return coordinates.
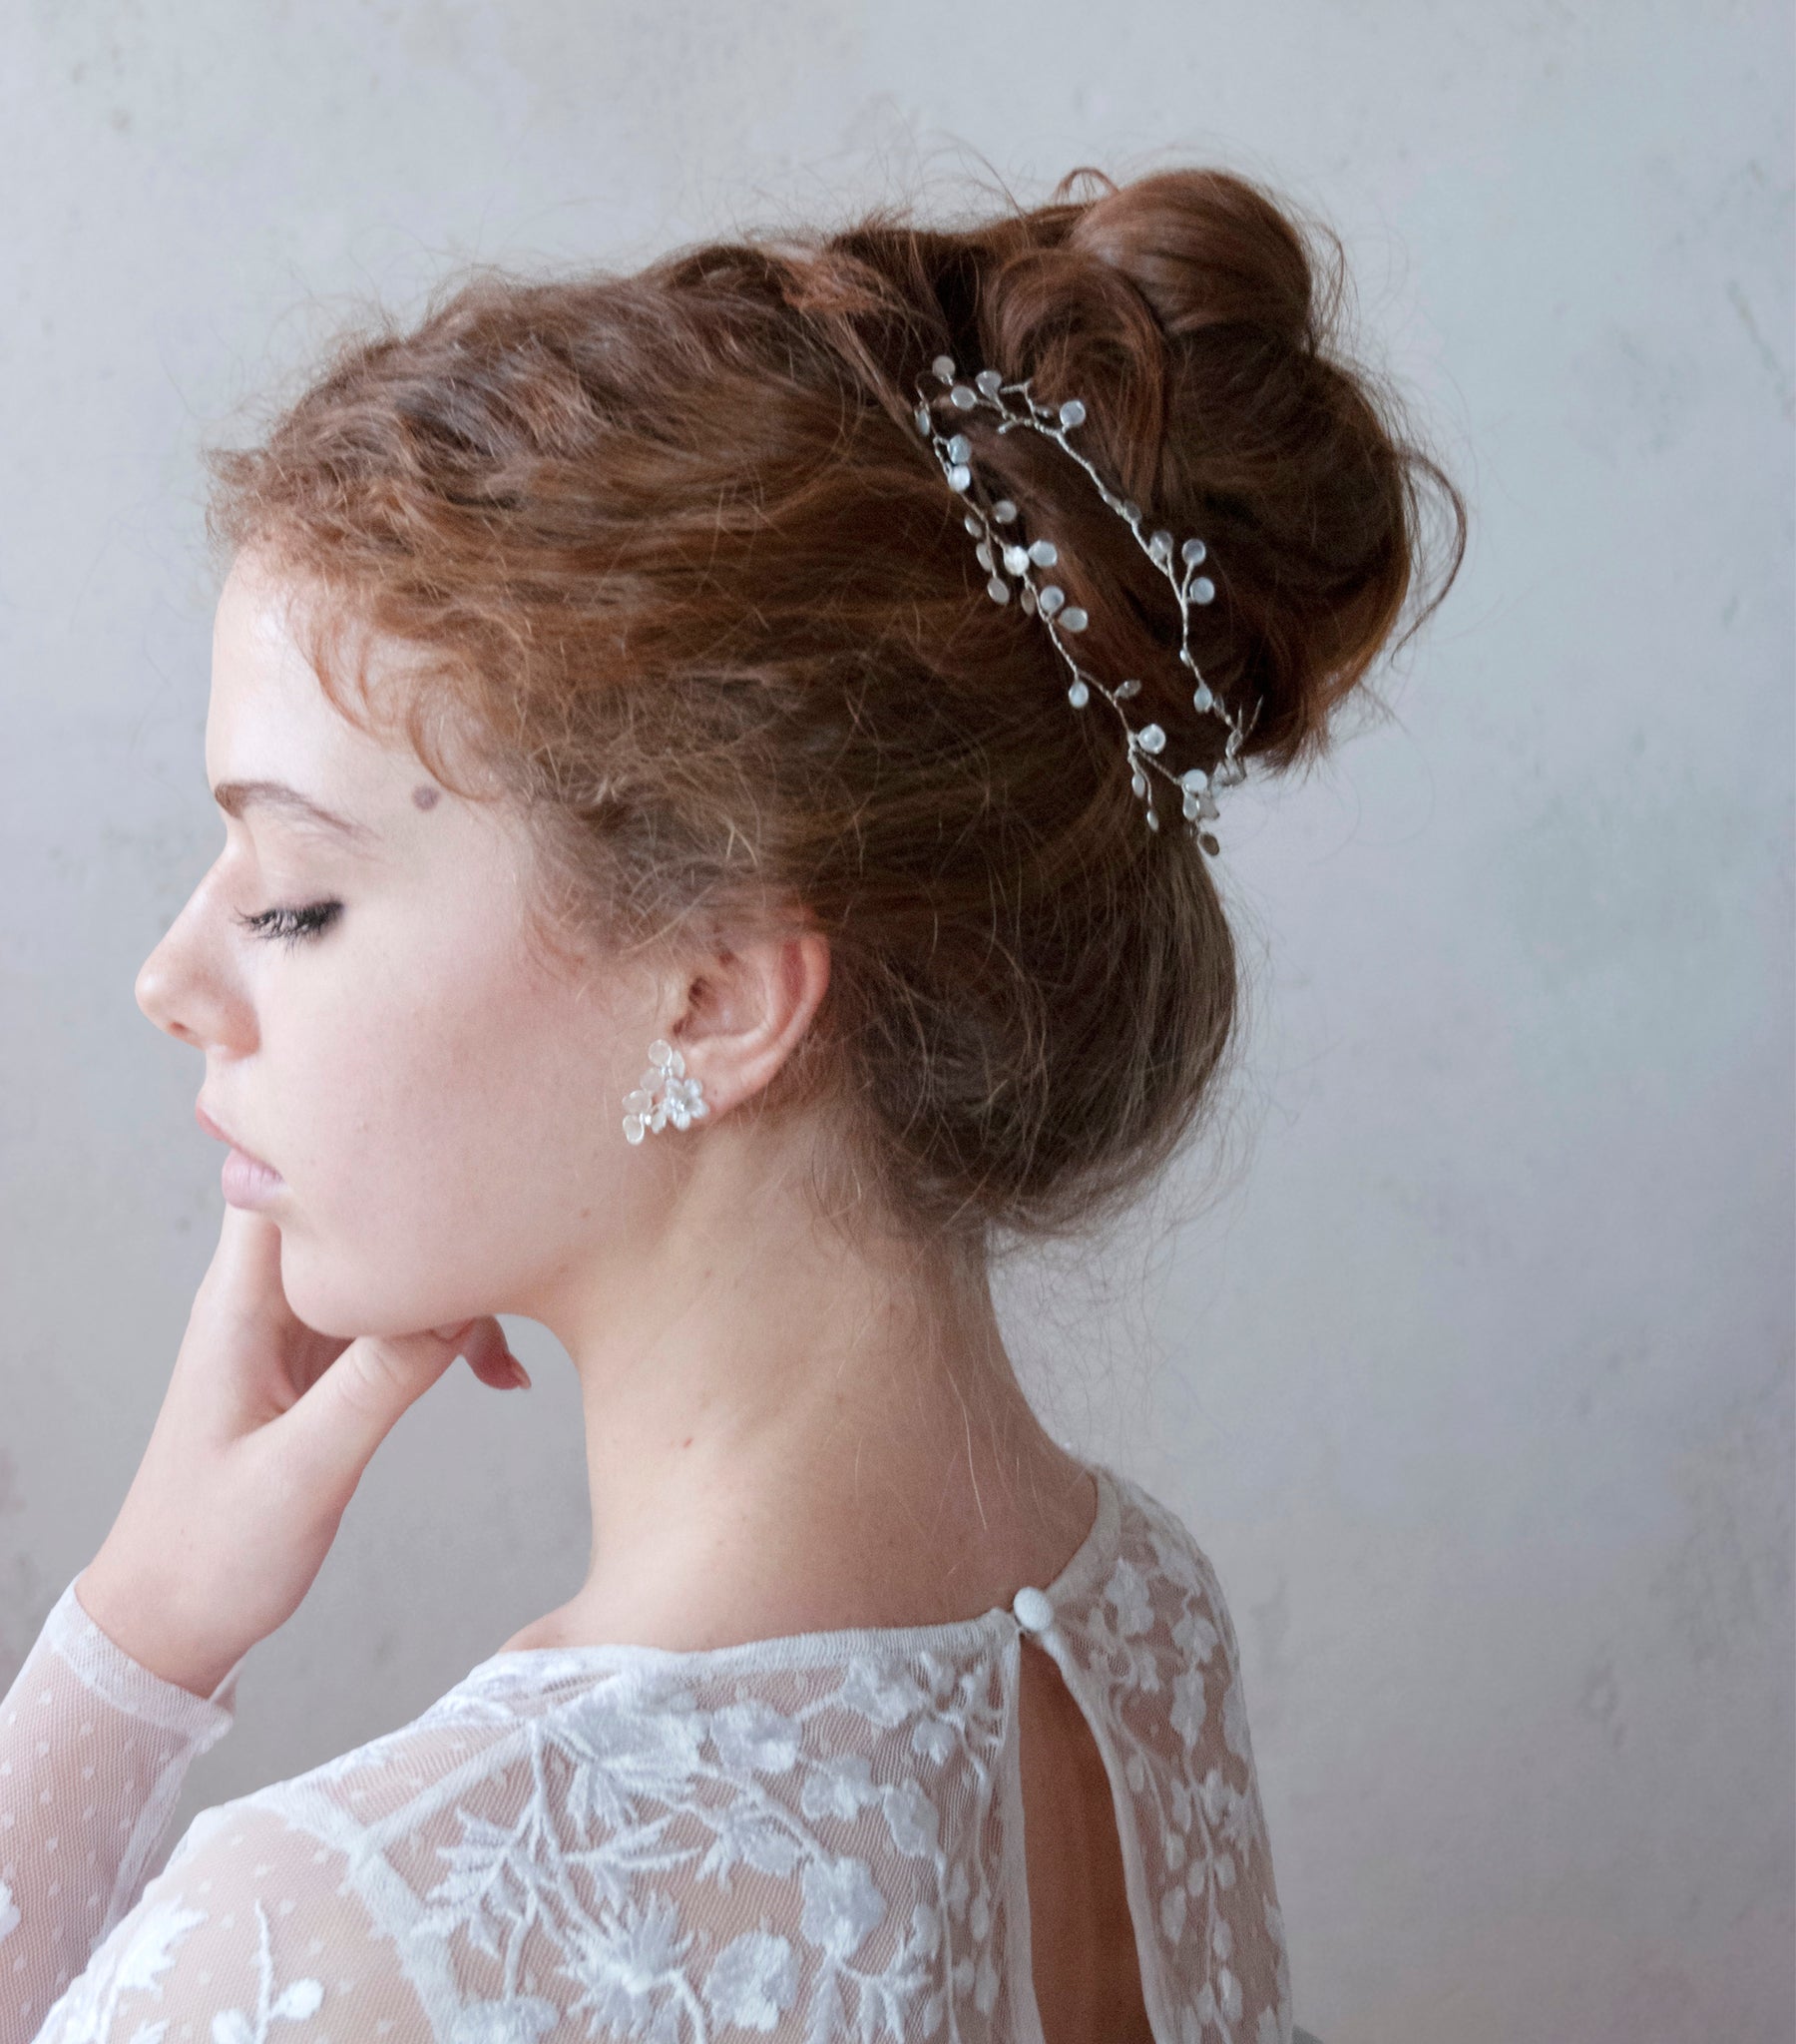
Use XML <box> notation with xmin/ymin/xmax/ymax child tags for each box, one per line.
<box><xmin>135</xmin><ymin>550</ymin><xmax>648</xmax><ymax>1342</ymax></box>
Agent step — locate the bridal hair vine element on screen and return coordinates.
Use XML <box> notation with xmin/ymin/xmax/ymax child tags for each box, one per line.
<box><xmin>912</xmin><ymin>354</ymin><xmax>1258</xmax><ymax>853</ymax></box>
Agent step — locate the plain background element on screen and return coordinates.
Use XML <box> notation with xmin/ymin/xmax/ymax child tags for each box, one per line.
<box><xmin>1</xmin><ymin>5</ymin><xmax>1790</xmax><ymax>2041</ymax></box>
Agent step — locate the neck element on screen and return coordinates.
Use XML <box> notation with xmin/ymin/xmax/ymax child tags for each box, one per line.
<box><xmin>517</xmin><ymin>1129</ymin><xmax>1093</xmax><ymax>1654</ymax></box>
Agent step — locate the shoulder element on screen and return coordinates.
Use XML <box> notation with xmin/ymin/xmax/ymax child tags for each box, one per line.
<box><xmin>34</xmin><ymin>1686</ymin><xmax>540</xmax><ymax>2044</ymax></box>
<box><xmin>37</xmin><ymin>1798</ymin><xmax>434</xmax><ymax>2043</ymax></box>
<box><xmin>1084</xmin><ymin>1466</ymin><xmax>1246</xmax><ymax>1663</ymax></box>
<box><xmin>75</xmin><ymin>1654</ymin><xmax>999</xmax><ymax>2041</ymax></box>
<box><xmin>1075</xmin><ymin>1469</ymin><xmax>1257</xmax><ymax>1770</ymax></box>
<box><xmin>272</xmin><ymin>1655</ymin><xmax>1000</xmax><ymax>2041</ymax></box>
<box><xmin>1054</xmin><ymin>1468</ymin><xmax>1293</xmax><ymax>2041</ymax></box>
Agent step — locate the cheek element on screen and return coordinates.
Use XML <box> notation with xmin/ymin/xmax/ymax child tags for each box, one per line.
<box><xmin>285</xmin><ymin>983</ymin><xmax>540</xmax><ymax>1199</ymax></box>
<box><xmin>268</xmin><ymin>968</ymin><xmax>636</xmax><ymax>1331</ymax></box>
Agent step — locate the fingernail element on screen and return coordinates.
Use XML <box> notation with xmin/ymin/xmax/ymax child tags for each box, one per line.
<box><xmin>504</xmin><ymin>1354</ymin><xmax>532</xmax><ymax>1389</ymax></box>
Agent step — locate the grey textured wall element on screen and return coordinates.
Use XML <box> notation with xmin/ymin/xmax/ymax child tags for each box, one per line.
<box><xmin>1</xmin><ymin>5</ymin><xmax>1790</xmax><ymax>2041</ymax></box>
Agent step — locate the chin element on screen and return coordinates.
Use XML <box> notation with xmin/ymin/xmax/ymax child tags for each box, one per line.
<box><xmin>275</xmin><ymin>1229</ymin><xmax>457</xmax><ymax>1343</ymax></box>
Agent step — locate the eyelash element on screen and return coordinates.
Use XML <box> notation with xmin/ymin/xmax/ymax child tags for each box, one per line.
<box><xmin>233</xmin><ymin>901</ymin><xmax>343</xmax><ymax>948</ymax></box>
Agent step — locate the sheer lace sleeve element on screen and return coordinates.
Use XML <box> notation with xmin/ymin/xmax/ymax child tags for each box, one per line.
<box><xmin>0</xmin><ymin>1574</ymin><xmax>243</xmax><ymax>2039</ymax></box>
<box><xmin>28</xmin><ymin>1801</ymin><xmax>432</xmax><ymax>2044</ymax></box>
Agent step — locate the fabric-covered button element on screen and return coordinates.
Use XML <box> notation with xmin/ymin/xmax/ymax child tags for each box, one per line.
<box><xmin>1012</xmin><ymin>1587</ymin><xmax>1055</xmax><ymax>1635</ymax></box>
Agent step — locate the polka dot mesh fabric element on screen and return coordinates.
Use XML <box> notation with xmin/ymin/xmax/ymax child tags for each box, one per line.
<box><xmin>1</xmin><ymin>1465</ymin><xmax>1293</xmax><ymax>2042</ymax></box>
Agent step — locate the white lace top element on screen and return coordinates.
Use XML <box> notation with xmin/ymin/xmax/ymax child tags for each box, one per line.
<box><xmin>1</xmin><ymin>1463</ymin><xmax>1292</xmax><ymax>2043</ymax></box>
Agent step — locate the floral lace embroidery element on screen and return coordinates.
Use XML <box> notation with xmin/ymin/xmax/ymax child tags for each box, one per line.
<box><xmin>258</xmin><ymin>1640</ymin><xmax>1026</xmax><ymax>2039</ymax></box>
<box><xmin>9</xmin><ymin>1467</ymin><xmax>1293</xmax><ymax>2043</ymax></box>
<box><xmin>39</xmin><ymin>1893</ymin><xmax>323</xmax><ymax>2044</ymax></box>
<box><xmin>1046</xmin><ymin>1484</ymin><xmax>1294</xmax><ymax>2043</ymax></box>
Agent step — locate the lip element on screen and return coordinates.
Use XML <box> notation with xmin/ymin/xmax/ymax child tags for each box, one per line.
<box><xmin>196</xmin><ymin>1099</ymin><xmax>285</xmax><ymax>1208</ymax></box>
<box><xmin>196</xmin><ymin>1098</ymin><xmax>269</xmax><ymax>1163</ymax></box>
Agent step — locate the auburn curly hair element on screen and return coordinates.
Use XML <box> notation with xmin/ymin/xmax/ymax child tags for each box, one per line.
<box><xmin>207</xmin><ymin>164</ymin><xmax>1468</xmax><ymax>1257</ymax></box>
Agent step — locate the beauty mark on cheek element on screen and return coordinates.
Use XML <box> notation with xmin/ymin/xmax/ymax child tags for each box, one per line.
<box><xmin>413</xmin><ymin>784</ymin><xmax>441</xmax><ymax>811</ymax></box>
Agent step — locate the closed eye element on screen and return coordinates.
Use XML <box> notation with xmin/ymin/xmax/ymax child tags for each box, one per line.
<box><xmin>233</xmin><ymin>901</ymin><xmax>343</xmax><ymax>947</ymax></box>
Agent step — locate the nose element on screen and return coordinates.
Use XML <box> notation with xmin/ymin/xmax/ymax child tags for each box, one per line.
<box><xmin>135</xmin><ymin>878</ymin><xmax>247</xmax><ymax>1053</ymax></box>
<box><xmin>135</xmin><ymin>933</ymin><xmax>200</xmax><ymax>1045</ymax></box>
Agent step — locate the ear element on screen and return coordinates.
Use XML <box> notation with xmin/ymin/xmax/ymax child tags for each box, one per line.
<box><xmin>670</xmin><ymin>926</ymin><xmax>831</xmax><ymax>1119</ymax></box>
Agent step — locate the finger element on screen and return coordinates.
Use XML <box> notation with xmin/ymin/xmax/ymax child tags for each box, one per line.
<box><xmin>171</xmin><ymin>1208</ymin><xmax>298</xmax><ymax>1410</ymax></box>
<box><xmin>273</xmin><ymin>1328</ymin><xmax>464</xmax><ymax>1501</ymax></box>
<box><xmin>197</xmin><ymin>1206</ymin><xmax>307</xmax><ymax>1354</ymax></box>
<box><xmin>452</xmin><ymin>1316</ymin><xmax>529</xmax><ymax>1391</ymax></box>
<box><xmin>426</xmin><ymin>1315</ymin><xmax>523</xmax><ymax>1390</ymax></box>
<box><xmin>207</xmin><ymin>1203</ymin><xmax>285</xmax><ymax>1293</ymax></box>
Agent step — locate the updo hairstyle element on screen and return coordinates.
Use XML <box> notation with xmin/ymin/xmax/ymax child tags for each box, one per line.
<box><xmin>207</xmin><ymin>165</ymin><xmax>1468</xmax><ymax>1258</ymax></box>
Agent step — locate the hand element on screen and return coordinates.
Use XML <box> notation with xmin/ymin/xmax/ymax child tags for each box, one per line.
<box><xmin>75</xmin><ymin>1203</ymin><xmax>529</xmax><ymax>1699</ymax></box>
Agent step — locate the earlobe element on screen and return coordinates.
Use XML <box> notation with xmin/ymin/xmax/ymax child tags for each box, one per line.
<box><xmin>623</xmin><ymin>1039</ymin><xmax>710</xmax><ymax>1145</ymax></box>
<box><xmin>621</xmin><ymin>928</ymin><xmax>826</xmax><ymax>1148</ymax></box>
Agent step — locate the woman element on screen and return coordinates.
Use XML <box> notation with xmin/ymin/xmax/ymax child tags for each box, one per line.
<box><xmin>1</xmin><ymin>165</ymin><xmax>1463</xmax><ymax>2042</ymax></box>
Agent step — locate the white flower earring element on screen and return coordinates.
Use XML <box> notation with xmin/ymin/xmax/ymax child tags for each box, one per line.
<box><xmin>622</xmin><ymin>1038</ymin><xmax>708</xmax><ymax>1144</ymax></box>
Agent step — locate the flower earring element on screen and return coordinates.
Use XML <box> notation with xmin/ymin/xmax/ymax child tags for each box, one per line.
<box><xmin>622</xmin><ymin>1038</ymin><xmax>708</xmax><ymax>1144</ymax></box>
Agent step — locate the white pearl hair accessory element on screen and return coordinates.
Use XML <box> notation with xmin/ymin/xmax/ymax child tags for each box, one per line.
<box><xmin>914</xmin><ymin>354</ymin><xmax>1260</xmax><ymax>853</ymax></box>
<box><xmin>622</xmin><ymin>1038</ymin><xmax>709</xmax><ymax>1144</ymax></box>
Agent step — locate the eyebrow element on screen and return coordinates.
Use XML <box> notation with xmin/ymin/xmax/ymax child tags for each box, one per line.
<box><xmin>212</xmin><ymin>778</ymin><xmax>378</xmax><ymax>845</ymax></box>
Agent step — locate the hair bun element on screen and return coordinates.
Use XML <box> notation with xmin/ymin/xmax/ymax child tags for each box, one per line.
<box><xmin>1068</xmin><ymin>167</ymin><xmax>1316</xmax><ymax>349</ymax></box>
<box><xmin>950</xmin><ymin>165</ymin><xmax>1468</xmax><ymax>784</ymax></box>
